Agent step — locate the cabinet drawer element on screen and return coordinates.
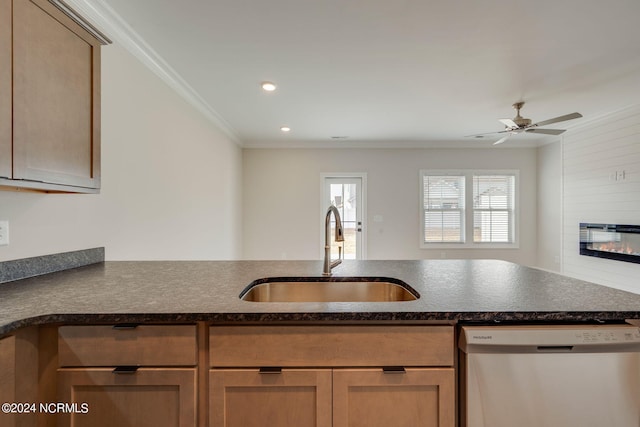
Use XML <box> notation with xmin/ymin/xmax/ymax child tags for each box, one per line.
<box><xmin>59</xmin><ymin>325</ymin><xmax>197</xmax><ymax>367</ymax></box>
<box><xmin>210</xmin><ymin>325</ymin><xmax>454</xmax><ymax>367</ymax></box>
<box><xmin>58</xmin><ymin>368</ymin><xmax>196</xmax><ymax>427</ymax></box>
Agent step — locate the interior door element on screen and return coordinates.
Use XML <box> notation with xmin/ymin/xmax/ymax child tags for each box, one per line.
<box><xmin>323</xmin><ymin>176</ymin><xmax>365</xmax><ymax>260</ymax></box>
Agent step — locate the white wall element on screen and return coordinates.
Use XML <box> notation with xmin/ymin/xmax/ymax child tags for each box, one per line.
<box><xmin>243</xmin><ymin>147</ymin><xmax>538</xmax><ymax>265</ymax></box>
<box><xmin>0</xmin><ymin>43</ymin><xmax>242</xmax><ymax>261</ymax></box>
<box><xmin>561</xmin><ymin>105</ymin><xmax>640</xmax><ymax>293</ymax></box>
<box><xmin>536</xmin><ymin>141</ymin><xmax>562</xmax><ymax>272</ymax></box>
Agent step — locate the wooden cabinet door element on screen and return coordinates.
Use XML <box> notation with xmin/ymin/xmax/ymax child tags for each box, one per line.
<box><xmin>0</xmin><ymin>0</ymin><xmax>10</xmax><ymax>179</ymax></box>
<box><xmin>332</xmin><ymin>368</ymin><xmax>455</xmax><ymax>427</ymax></box>
<box><xmin>12</xmin><ymin>0</ymin><xmax>101</xmax><ymax>189</ymax></box>
<box><xmin>210</xmin><ymin>369</ymin><xmax>332</xmax><ymax>427</ymax></box>
<box><xmin>0</xmin><ymin>329</ymin><xmax>41</xmax><ymax>427</ymax></box>
<box><xmin>0</xmin><ymin>335</ymin><xmax>16</xmax><ymax>427</ymax></box>
<box><xmin>57</xmin><ymin>368</ymin><xmax>196</xmax><ymax>427</ymax></box>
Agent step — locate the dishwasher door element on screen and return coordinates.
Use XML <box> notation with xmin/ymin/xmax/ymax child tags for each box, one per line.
<box><xmin>459</xmin><ymin>325</ymin><xmax>640</xmax><ymax>427</ymax></box>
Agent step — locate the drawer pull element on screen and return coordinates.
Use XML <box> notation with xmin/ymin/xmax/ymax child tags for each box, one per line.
<box><xmin>112</xmin><ymin>323</ymin><xmax>139</xmax><ymax>330</ymax></box>
<box><xmin>259</xmin><ymin>367</ymin><xmax>282</xmax><ymax>374</ymax></box>
<box><xmin>112</xmin><ymin>366</ymin><xmax>139</xmax><ymax>374</ymax></box>
<box><xmin>382</xmin><ymin>366</ymin><xmax>406</xmax><ymax>374</ymax></box>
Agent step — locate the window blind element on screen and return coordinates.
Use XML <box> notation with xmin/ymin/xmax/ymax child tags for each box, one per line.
<box><xmin>472</xmin><ymin>174</ymin><xmax>515</xmax><ymax>243</ymax></box>
<box><xmin>423</xmin><ymin>175</ymin><xmax>465</xmax><ymax>243</ymax></box>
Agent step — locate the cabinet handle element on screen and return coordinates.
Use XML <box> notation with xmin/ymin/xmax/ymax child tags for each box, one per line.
<box><xmin>112</xmin><ymin>324</ymin><xmax>139</xmax><ymax>330</ymax></box>
<box><xmin>382</xmin><ymin>366</ymin><xmax>406</xmax><ymax>374</ymax></box>
<box><xmin>112</xmin><ymin>366</ymin><xmax>139</xmax><ymax>374</ymax></box>
<box><xmin>259</xmin><ymin>367</ymin><xmax>282</xmax><ymax>374</ymax></box>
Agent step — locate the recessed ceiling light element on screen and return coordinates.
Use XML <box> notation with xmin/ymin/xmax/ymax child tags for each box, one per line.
<box><xmin>261</xmin><ymin>81</ymin><xmax>277</xmax><ymax>92</ymax></box>
<box><xmin>280</xmin><ymin>126</ymin><xmax>291</xmax><ymax>132</ymax></box>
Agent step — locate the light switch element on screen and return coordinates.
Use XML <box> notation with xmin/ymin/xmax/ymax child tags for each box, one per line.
<box><xmin>0</xmin><ymin>220</ymin><xmax>8</xmax><ymax>246</ymax></box>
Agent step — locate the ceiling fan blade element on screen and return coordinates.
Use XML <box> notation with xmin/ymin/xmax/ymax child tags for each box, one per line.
<box><xmin>499</xmin><ymin>118</ymin><xmax>518</xmax><ymax>128</ymax></box>
<box><xmin>493</xmin><ymin>134</ymin><xmax>512</xmax><ymax>145</ymax></box>
<box><xmin>531</xmin><ymin>112</ymin><xmax>582</xmax><ymax>127</ymax></box>
<box><xmin>465</xmin><ymin>130</ymin><xmax>510</xmax><ymax>138</ymax></box>
<box><xmin>525</xmin><ymin>128</ymin><xmax>566</xmax><ymax>135</ymax></box>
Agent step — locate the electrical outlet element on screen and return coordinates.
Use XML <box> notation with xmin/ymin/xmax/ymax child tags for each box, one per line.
<box><xmin>0</xmin><ymin>220</ymin><xmax>8</xmax><ymax>246</ymax></box>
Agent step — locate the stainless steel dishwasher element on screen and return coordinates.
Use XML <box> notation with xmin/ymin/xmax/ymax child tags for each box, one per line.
<box><xmin>459</xmin><ymin>324</ymin><xmax>640</xmax><ymax>427</ymax></box>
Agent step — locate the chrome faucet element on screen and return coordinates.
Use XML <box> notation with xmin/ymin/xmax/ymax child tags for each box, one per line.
<box><xmin>323</xmin><ymin>205</ymin><xmax>344</xmax><ymax>276</ymax></box>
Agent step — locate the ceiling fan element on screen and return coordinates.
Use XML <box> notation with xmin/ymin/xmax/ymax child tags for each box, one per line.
<box><xmin>468</xmin><ymin>102</ymin><xmax>583</xmax><ymax>145</ymax></box>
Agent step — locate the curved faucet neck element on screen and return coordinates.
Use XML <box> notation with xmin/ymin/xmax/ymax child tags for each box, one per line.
<box><xmin>323</xmin><ymin>205</ymin><xmax>344</xmax><ymax>275</ymax></box>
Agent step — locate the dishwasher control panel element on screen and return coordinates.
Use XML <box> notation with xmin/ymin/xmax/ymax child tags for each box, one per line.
<box><xmin>459</xmin><ymin>325</ymin><xmax>640</xmax><ymax>353</ymax></box>
<box><xmin>576</xmin><ymin>328</ymin><xmax>640</xmax><ymax>344</ymax></box>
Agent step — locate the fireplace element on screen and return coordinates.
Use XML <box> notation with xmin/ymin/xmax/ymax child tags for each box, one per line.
<box><xmin>580</xmin><ymin>223</ymin><xmax>640</xmax><ymax>264</ymax></box>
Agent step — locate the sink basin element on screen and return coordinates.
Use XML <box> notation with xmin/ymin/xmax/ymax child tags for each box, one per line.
<box><xmin>240</xmin><ymin>277</ymin><xmax>419</xmax><ymax>302</ymax></box>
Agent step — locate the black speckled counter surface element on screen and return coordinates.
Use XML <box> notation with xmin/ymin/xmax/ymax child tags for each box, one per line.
<box><xmin>1</xmin><ymin>259</ymin><xmax>640</xmax><ymax>335</ymax></box>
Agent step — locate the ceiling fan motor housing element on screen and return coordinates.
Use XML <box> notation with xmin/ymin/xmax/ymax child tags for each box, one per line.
<box><xmin>511</xmin><ymin>102</ymin><xmax>531</xmax><ymax>128</ymax></box>
<box><xmin>513</xmin><ymin>116</ymin><xmax>531</xmax><ymax>128</ymax></box>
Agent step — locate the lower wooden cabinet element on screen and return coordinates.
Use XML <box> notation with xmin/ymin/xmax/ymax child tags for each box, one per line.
<box><xmin>0</xmin><ymin>335</ymin><xmax>17</xmax><ymax>427</ymax></box>
<box><xmin>210</xmin><ymin>369</ymin><xmax>332</xmax><ymax>427</ymax></box>
<box><xmin>333</xmin><ymin>368</ymin><xmax>455</xmax><ymax>427</ymax></box>
<box><xmin>2</xmin><ymin>323</ymin><xmax>454</xmax><ymax>427</ymax></box>
<box><xmin>0</xmin><ymin>328</ymin><xmax>41</xmax><ymax>427</ymax></box>
<box><xmin>209</xmin><ymin>325</ymin><xmax>456</xmax><ymax>427</ymax></box>
<box><xmin>57</xmin><ymin>324</ymin><xmax>199</xmax><ymax>427</ymax></box>
<box><xmin>57</xmin><ymin>368</ymin><xmax>196</xmax><ymax>427</ymax></box>
<box><xmin>209</xmin><ymin>367</ymin><xmax>454</xmax><ymax>427</ymax></box>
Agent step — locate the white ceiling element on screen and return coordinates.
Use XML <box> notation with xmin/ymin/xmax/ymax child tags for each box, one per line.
<box><xmin>87</xmin><ymin>0</ymin><xmax>640</xmax><ymax>147</ymax></box>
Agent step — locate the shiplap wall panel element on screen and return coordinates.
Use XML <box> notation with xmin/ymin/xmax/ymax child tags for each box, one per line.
<box><xmin>562</xmin><ymin>105</ymin><xmax>640</xmax><ymax>294</ymax></box>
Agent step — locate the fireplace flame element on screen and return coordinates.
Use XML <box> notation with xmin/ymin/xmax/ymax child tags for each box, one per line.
<box><xmin>590</xmin><ymin>241</ymin><xmax>639</xmax><ymax>256</ymax></box>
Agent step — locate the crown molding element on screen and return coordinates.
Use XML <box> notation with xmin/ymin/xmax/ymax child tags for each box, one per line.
<box><xmin>63</xmin><ymin>0</ymin><xmax>243</xmax><ymax>146</ymax></box>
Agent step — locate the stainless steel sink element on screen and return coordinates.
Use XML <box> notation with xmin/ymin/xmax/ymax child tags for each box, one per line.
<box><xmin>240</xmin><ymin>277</ymin><xmax>419</xmax><ymax>302</ymax></box>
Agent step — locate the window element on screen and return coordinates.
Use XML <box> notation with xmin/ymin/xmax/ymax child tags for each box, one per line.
<box><xmin>420</xmin><ymin>170</ymin><xmax>518</xmax><ymax>247</ymax></box>
<box><xmin>422</xmin><ymin>175</ymin><xmax>465</xmax><ymax>243</ymax></box>
<box><xmin>473</xmin><ymin>175</ymin><xmax>515</xmax><ymax>243</ymax></box>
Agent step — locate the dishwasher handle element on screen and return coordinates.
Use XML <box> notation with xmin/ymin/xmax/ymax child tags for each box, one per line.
<box><xmin>537</xmin><ymin>346</ymin><xmax>574</xmax><ymax>352</ymax></box>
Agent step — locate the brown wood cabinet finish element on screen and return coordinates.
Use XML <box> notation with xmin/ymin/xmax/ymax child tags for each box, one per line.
<box><xmin>0</xmin><ymin>335</ymin><xmax>17</xmax><ymax>427</ymax></box>
<box><xmin>0</xmin><ymin>0</ymin><xmax>10</xmax><ymax>179</ymax></box>
<box><xmin>57</xmin><ymin>368</ymin><xmax>197</xmax><ymax>427</ymax></box>
<box><xmin>1</xmin><ymin>0</ymin><xmax>102</xmax><ymax>192</ymax></box>
<box><xmin>333</xmin><ymin>368</ymin><xmax>455</xmax><ymax>427</ymax></box>
<box><xmin>0</xmin><ymin>328</ymin><xmax>42</xmax><ymax>427</ymax></box>
<box><xmin>209</xmin><ymin>369</ymin><xmax>332</xmax><ymax>427</ymax></box>
<box><xmin>58</xmin><ymin>325</ymin><xmax>198</xmax><ymax>367</ymax></box>
<box><xmin>209</xmin><ymin>325</ymin><xmax>456</xmax><ymax>427</ymax></box>
<box><xmin>210</xmin><ymin>325</ymin><xmax>454</xmax><ymax>367</ymax></box>
<box><xmin>3</xmin><ymin>323</ymin><xmax>455</xmax><ymax>427</ymax></box>
<box><xmin>57</xmin><ymin>325</ymin><xmax>199</xmax><ymax>427</ymax></box>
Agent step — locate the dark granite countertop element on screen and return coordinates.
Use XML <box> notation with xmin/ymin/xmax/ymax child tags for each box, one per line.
<box><xmin>2</xmin><ymin>259</ymin><xmax>640</xmax><ymax>335</ymax></box>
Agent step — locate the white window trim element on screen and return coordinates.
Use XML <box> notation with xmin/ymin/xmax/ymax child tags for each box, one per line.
<box><xmin>419</xmin><ymin>169</ymin><xmax>520</xmax><ymax>249</ymax></box>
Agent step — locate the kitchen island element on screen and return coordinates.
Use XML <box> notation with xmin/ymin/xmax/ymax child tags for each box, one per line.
<box><xmin>2</xmin><ymin>259</ymin><xmax>640</xmax><ymax>427</ymax></box>
<box><xmin>2</xmin><ymin>259</ymin><xmax>640</xmax><ymax>334</ymax></box>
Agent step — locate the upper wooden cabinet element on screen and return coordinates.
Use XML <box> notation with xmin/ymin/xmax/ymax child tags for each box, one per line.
<box><xmin>1</xmin><ymin>0</ymin><xmax>106</xmax><ymax>193</ymax></box>
<box><xmin>0</xmin><ymin>0</ymin><xmax>11</xmax><ymax>180</ymax></box>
